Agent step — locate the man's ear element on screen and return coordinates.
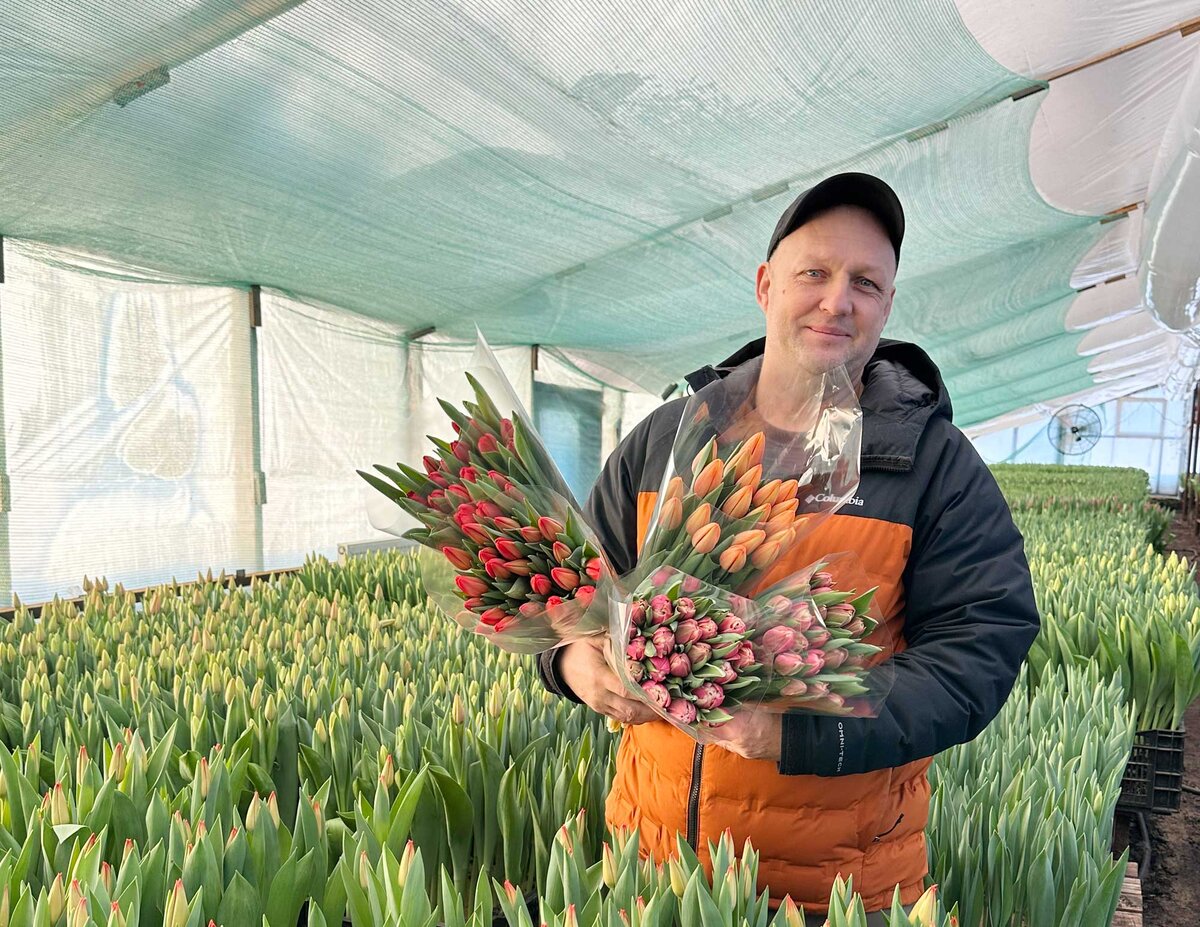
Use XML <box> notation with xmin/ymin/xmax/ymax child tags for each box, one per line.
<box><xmin>755</xmin><ymin>262</ymin><xmax>771</xmax><ymax>315</ymax></box>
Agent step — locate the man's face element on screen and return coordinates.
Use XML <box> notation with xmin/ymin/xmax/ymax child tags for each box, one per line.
<box><xmin>755</xmin><ymin>205</ymin><xmax>897</xmax><ymax>384</ymax></box>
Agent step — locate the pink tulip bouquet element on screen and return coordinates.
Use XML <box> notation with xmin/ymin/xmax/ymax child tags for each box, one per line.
<box><xmin>609</xmin><ymin>356</ymin><xmax>894</xmax><ymax>737</ymax></box>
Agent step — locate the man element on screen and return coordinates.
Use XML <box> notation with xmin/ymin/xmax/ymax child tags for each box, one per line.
<box><xmin>538</xmin><ymin>173</ymin><xmax>1040</xmax><ymax>923</ymax></box>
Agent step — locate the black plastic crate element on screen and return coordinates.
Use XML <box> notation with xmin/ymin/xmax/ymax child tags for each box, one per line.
<box><xmin>1118</xmin><ymin>727</ymin><xmax>1185</xmax><ymax>814</ymax></box>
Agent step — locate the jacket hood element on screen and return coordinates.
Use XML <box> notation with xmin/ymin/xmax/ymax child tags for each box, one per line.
<box><xmin>683</xmin><ymin>337</ymin><xmax>951</xmax><ymax>471</ymax></box>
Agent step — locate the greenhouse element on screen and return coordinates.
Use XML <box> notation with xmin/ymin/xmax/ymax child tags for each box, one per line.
<box><xmin>2</xmin><ymin>1</ymin><xmax>1200</xmax><ymax>925</ymax></box>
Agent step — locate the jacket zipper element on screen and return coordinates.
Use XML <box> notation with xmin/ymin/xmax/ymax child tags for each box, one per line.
<box><xmin>686</xmin><ymin>744</ymin><xmax>705</xmax><ymax>848</ymax></box>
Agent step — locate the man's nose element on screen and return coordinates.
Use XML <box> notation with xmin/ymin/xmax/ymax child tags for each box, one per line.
<box><xmin>819</xmin><ymin>277</ymin><xmax>853</xmax><ymax>315</ymax></box>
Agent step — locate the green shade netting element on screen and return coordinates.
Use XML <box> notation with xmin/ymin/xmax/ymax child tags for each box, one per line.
<box><xmin>0</xmin><ymin>0</ymin><xmax>1107</xmax><ymax>426</ymax></box>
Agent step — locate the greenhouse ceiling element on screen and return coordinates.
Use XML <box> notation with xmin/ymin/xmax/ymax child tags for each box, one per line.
<box><xmin>4</xmin><ymin>0</ymin><xmax>1200</xmax><ymax>430</ymax></box>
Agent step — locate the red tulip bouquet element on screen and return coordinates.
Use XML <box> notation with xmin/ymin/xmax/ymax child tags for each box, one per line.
<box><xmin>358</xmin><ymin>337</ymin><xmax>615</xmax><ymax>654</ymax></box>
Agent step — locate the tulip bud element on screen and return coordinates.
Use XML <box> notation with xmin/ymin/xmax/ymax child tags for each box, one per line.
<box><xmin>551</xmin><ymin>541</ymin><xmax>573</xmax><ymax>564</ymax></box>
<box><xmin>684</xmin><ymin>503</ymin><xmax>712</xmax><ymax>536</ymax></box>
<box><xmin>696</xmin><ymin>617</ymin><xmax>719</xmax><ymax>640</ymax></box>
<box><xmin>441</xmin><ymin>547</ymin><xmax>473</xmax><ymax>570</ymax></box>
<box><xmin>626</xmin><ymin>638</ymin><xmax>647</xmax><ymax>661</ymax></box>
<box><xmin>752</xmin><ymin>479</ymin><xmax>783</xmax><ymax>508</ymax></box>
<box><xmin>668</xmin><ymin>857</ymin><xmax>688</xmax><ymax>897</ymax></box>
<box><xmin>674</xmin><ymin>618</ymin><xmax>701</xmax><ymax>647</ymax></box>
<box><xmin>451</xmin><ymin>695</ymin><xmax>466</xmax><ymax>725</ymax></box>
<box><xmin>806</xmin><ymin>627</ymin><xmax>831</xmax><ymax>648</ymax></box>
<box><xmin>750</xmin><ymin>538</ymin><xmax>784</xmax><ymax>570</ymax></box>
<box><xmin>50</xmin><ymin>782</ymin><xmax>69</xmax><ymax>825</ymax></box>
<box><xmin>585</xmin><ymin>558</ymin><xmax>604</xmax><ymax>582</ymax></box>
<box><xmin>519</xmin><ymin>525</ymin><xmax>543</xmax><ymax>543</ymax></box>
<box><xmin>800</xmin><ymin>651</ymin><xmax>826</xmax><ymax>676</ymax></box>
<box><xmin>690</xmin><ymin>523</ymin><xmax>720</xmax><ymax>554</ymax></box>
<box><xmin>731</xmin><ymin>529</ymin><xmax>767</xmax><ymax>554</ymax></box>
<box><xmin>483</xmin><ymin>558</ymin><xmax>512</xmax><ymax>581</ymax></box>
<box><xmin>773</xmin><ymin>652</ymin><xmax>806</xmax><ymax>676</ymax></box>
<box><xmin>667</xmin><ymin>652</ymin><xmax>691</xmax><ymax>678</ymax></box>
<box><xmin>267</xmin><ymin>792</ymin><xmax>281</xmax><ymax>826</ymax></box>
<box><xmin>658</xmin><ymin>496</ymin><xmax>683</xmax><ymax>531</ymax></box>
<box><xmin>538</xmin><ymin>517</ymin><xmax>565</xmax><ymax>542</ymax></box>
<box><xmin>476</xmin><ymin>433</ymin><xmax>499</xmax><ymax>454</ymax></box>
<box><xmin>717</xmin><ymin>615</ymin><xmax>746</xmax><ymax>635</ymax></box>
<box><xmin>686</xmin><ymin>642</ymin><xmax>712</xmax><ymax>668</ymax></box>
<box><xmin>720</xmin><ymin>487</ymin><xmax>753</xmax><ymax>519</ymax></box>
<box><xmin>646</xmin><ymin>657</ymin><xmax>670</xmax><ymax>683</ymax></box>
<box><xmin>530</xmin><ymin>573</ymin><xmax>552</xmax><ymax>597</ymax></box>
<box><xmin>494</xmin><ymin>538</ymin><xmax>523</xmax><ymax>561</ymax></box>
<box><xmin>843</xmin><ymin>617</ymin><xmax>867</xmax><ymax>637</ymax></box>
<box><xmin>198</xmin><ymin>757</ymin><xmax>210</xmax><ymax>799</ymax></box>
<box><xmin>909</xmin><ymin>884</ymin><xmax>940</xmax><ymax>925</ymax></box>
<box><xmin>734</xmin><ymin>463</ymin><xmax>762</xmax><ymax>492</ymax></box>
<box><xmin>718</xmin><ymin>544</ymin><xmax>747</xmax><ymax>573</ymax></box>
<box><xmin>761</xmin><ymin>625</ymin><xmax>796</xmax><ymax>654</ymax></box>
<box><xmin>396</xmin><ymin>840</ymin><xmax>417</xmax><ymax>884</ymax></box>
<box><xmin>479</xmin><ymin>606</ymin><xmax>508</xmax><ymax>627</ymax></box>
<box><xmin>602</xmin><ymin>843</ymin><xmax>617</xmax><ymax>889</ymax></box>
<box><xmin>693</xmin><ymin>682</ymin><xmax>725</xmax><ymax>710</ymax></box>
<box><xmin>550</xmin><ymin>567</ymin><xmax>580</xmax><ymax>591</ymax></box>
<box><xmin>776</xmin><ymin>479</ymin><xmax>799</xmax><ymax>503</ymax></box>
<box><xmin>648</xmin><ymin>595</ymin><xmax>674</xmax><ymax>625</ymax></box>
<box><xmin>736</xmin><ymin>432</ymin><xmax>765</xmax><ymax>477</ymax></box>
<box><xmin>666</xmin><ymin>699</ymin><xmax>697</xmax><ymax>725</ymax></box>
<box><xmin>640</xmin><ymin>681</ymin><xmax>671</xmax><ymax>709</ymax></box>
<box><xmin>358</xmin><ymin>851</ymin><xmax>371</xmax><ymax>890</ymax></box>
<box><xmin>650</xmin><ymin>626</ymin><xmax>676</xmax><ymax>654</ymax></box>
<box><xmin>460</xmin><ymin>522</ymin><xmax>492</xmax><ymax>545</ymax></box>
<box><xmin>454</xmin><ymin>575</ymin><xmax>489</xmax><ymax>598</ymax></box>
<box><xmin>692</xmin><ymin>459</ymin><xmax>725</xmax><ymax>497</ymax></box>
<box><xmin>48</xmin><ymin>875</ymin><xmax>65</xmax><ymax>923</ymax></box>
<box><xmin>780</xmin><ymin>896</ymin><xmax>805</xmax><ymax>927</ymax></box>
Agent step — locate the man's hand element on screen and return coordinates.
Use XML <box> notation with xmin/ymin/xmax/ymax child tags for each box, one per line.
<box><xmin>559</xmin><ymin>638</ymin><xmax>658</xmax><ymax>725</ymax></box>
<box><xmin>709</xmin><ymin>711</ymin><xmax>783</xmax><ymax>761</ymax></box>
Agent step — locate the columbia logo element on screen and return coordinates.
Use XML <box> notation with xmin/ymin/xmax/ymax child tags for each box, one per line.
<box><xmin>805</xmin><ymin>492</ymin><xmax>864</xmax><ymax>507</ymax></box>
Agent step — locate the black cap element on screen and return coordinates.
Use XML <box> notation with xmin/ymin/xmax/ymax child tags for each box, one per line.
<box><xmin>766</xmin><ymin>172</ymin><xmax>904</xmax><ymax>262</ymax></box>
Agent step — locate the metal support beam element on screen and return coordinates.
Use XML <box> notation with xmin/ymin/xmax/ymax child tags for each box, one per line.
<box><xmin>247</xmin><ymin>287</ymin><xmax>265</xmax><ymax>569</ymax></box>
<box><xmin>0</xmin><ymin>245</ymin><xmax>12</xmax><ymax>606</ymax></box>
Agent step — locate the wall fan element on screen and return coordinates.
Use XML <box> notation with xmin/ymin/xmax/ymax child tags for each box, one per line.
<box><xmin>1046</xmin><ymin>404</ymin><xmax>1103</xmax><ymax>455</ymax></box>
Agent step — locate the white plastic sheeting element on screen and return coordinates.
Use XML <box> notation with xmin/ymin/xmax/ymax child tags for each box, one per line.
<box><xmin>258</xmin><ymin>293</ymin><xmax>409</xmax><ymax>569</ymax></box>
<box><xmin>0</xmin><ymin>243</ymin><xmax>257</xmax><ymax>603</ymax></box>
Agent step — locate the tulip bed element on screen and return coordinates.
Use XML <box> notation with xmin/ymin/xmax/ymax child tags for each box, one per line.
<box><xmin>996</xmin><ymin>465</ymin><xmax>1200</xmax><ymax>733</ymax></box>
<box><xmin>2</xmin><ymin>456</ymin><xmax>1190</xmax><ymax>926</ymax></box>
<box><xmin>0</xmin><ymin>553</ymin><xmax>961</xmax><ymax>927</ymax></box>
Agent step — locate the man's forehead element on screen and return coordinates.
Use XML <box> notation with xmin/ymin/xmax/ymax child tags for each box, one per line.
<box><xmin>775</xmin><ymin>209</ymin><xmax>896</xmax><ymax>273</ymax></box>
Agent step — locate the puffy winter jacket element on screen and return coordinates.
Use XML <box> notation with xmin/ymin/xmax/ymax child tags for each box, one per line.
<box><xmin>539</xmin><ymin>337</ymin><xmax>1039</xmax><ymax>913</ymax></box>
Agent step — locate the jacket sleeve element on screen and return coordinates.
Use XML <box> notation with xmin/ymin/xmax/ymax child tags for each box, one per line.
<box><xmin>536</xmin><ymin>415</ymin><xmax>652</xmax><ymax>700</ymax></box>
<box><xmin>778</xmin><ymin>430</ymin><xmax>1040</xmax><ymax>776</ymax></box>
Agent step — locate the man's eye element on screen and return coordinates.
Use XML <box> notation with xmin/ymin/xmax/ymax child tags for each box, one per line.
<box><xmin>857</xmin><ymin>277</ymin><xmax>879</xmax><ymax>290</ymax></box>
<box><xmin>803</xmin><ymin>269</ymin><xmax>822</xmax><ymax>278</ymax></box>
